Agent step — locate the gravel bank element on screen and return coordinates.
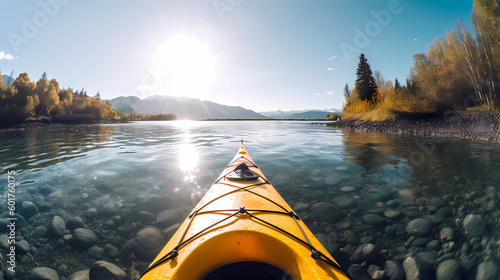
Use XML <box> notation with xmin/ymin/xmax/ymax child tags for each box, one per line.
<box><xmin>325</xmin><ymin>111</ymin><xmax>500</xmax><ymax>142</ymax></box>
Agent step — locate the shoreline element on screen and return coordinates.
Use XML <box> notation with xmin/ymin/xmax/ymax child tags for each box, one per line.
<box><xmin>0</xmin><ymin>120</ymin><xmax>129</xmax><ymax>133</ymax></box>
<box><xmin>0</xmin><ymin>119</ymin><xmax>328</xmax><ymax>133</ymax></box>
<box><xmin>324</xmin><ymin>111</ymin><xmax>500</xmax><ymax>142</ymax></box>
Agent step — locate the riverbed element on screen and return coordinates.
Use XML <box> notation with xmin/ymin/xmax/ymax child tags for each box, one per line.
<box><xmin>0</xmin><ymin>121</ymin><xmax>499</xmax><ymax>279</ymax></box>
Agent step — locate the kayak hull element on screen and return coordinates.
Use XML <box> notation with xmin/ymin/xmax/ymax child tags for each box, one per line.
<box><xmin>141</xmin><ymin>144</ymin><xmax>349</xmax><ymax>280</ymax></box>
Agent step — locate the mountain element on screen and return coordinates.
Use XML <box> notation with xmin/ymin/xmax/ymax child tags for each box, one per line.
<box><xmin>1</xmin><ymin>75</ymin><xmax>14</xmax><ymax>87</ymax></box>
<box><xmin>260</xmin><ymin>109</ymin><xmax>342</xmax><ymax>119</ymax></box>
<box><xmin>109</xmin><ymin>95</ymin><xmax>267</xmax><ymax>119</ymax></box>
<box><xmin>288</xmin><ymin>111</ymin><xmax>335</xmax><ymax>119</ymax></box>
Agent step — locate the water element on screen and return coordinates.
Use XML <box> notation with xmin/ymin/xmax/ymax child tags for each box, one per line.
<box><xmin>1</xmin><ymin>121</ymin><xmax>499</xmax><ymax>279</ymax></box>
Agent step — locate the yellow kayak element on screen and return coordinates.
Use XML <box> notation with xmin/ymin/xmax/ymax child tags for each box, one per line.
<box><xmin>141</xmin><ymin>142</ymin><xmax>350</xmax><ymax>280</ymax></box>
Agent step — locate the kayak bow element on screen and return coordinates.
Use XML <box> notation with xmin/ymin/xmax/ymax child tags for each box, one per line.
<box><xmin>141</xmin><ymin>143</ymin><xmax>350</xmax><ymax>280</ymax></box>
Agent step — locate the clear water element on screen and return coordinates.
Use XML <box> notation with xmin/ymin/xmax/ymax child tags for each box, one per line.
<box><xmin>1</xmin><ymin>121</ymin><xmax>499</xmax><ymax>278</ymax></box>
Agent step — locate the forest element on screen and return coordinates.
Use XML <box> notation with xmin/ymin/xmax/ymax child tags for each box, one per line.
<box><xmin>0</xmin><ymin>72</ymin><xmax>176</xmax><ymax>126</ymax></box>
<box><xmin>342</xmin><ymin>0</ymin><xmax>499</xmax><ymax>120</ymax></box>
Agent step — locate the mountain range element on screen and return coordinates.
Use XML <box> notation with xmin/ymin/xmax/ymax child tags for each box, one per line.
<box><xmin>109</xmin><ymin>95</ymin><xmax>268</xmax><ymax>119</ymax></box>
<box><xmin>109</xmin><ymin>95</ymin><xmax>342</xmax><ymax>119</ymax></box>
<box><xmin>1</xmin><ymin>75</ymin><xmax>14</xmax><ymax>87</ymax></box>
<box><xmin>259</xmin><ymin>109</ymin><xmax>341</xmax><ymax>119</ymax></box>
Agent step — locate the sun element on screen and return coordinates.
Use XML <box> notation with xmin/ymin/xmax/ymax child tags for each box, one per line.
<box><xmin>153</xmin><ymin>35</ymin><xmax>216</xmax><ymax>99</ymax></box>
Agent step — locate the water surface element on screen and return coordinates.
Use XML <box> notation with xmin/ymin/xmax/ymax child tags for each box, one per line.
<box><xmin>1</xmin><ymin>121</ymin><xmax>499</xmax><ymax>278</ymax></box>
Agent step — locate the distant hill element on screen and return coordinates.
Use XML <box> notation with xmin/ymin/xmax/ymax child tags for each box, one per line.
<box><xmin>260</xmin><ymin>109</ymin><xmax>342</xmax><ymax>119</ymax></box>
<box><xmin>109</xmin><ymin>95</ymin><xmax>268</xmax><ymax>119</ymax></box>
<box><xmin>1</xmin><ymin>75</ymin><xmax>14</xmax><ymax>87</ymax></box>
<box><xmin>288</xmin><ymin>111</ymin><xmax>334</xmax><ymax>119</ymax></box>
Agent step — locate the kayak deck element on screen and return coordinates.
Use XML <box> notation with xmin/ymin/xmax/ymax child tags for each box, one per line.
<box><xmin>141</xmin><ymin>143</ymin><xmax>350</xmax><ymax>280</ymax></box>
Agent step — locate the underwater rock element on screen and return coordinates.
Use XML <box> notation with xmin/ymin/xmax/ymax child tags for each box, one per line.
<box><xmin>73</xmin><ymin>228</ymin><xmax>98</xmax><ymax>249</ymax></box>
<box><xmin>30</xmin><ymin>267</ymin><xmax>59</xmax><ymax>280</ymax></box>
<box><xmin>48</xmin><ymin>216</ymin><xmax>66</xmax><ymax>237</ymax></box>
<box><xmin>89</xmin><ymin>261</ymin><xmax>127</xmax><ymax>280</ymax></box>
<box><xmin>406</xmin><ymin>218</ymin><xmax>432</xmax><ymax>237</ymax></box>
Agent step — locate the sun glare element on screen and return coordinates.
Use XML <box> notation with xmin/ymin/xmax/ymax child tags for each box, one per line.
<box><xmin>154</xmin><ymin>35</ymin><xmax>216</xmax><ymax>99</ymax></box>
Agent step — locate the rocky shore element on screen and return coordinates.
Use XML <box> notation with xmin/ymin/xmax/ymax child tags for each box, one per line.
<box><xmin>325</xmin><ymin>111</ymin><xmax>500</xmax><ymax>142</ymax></box>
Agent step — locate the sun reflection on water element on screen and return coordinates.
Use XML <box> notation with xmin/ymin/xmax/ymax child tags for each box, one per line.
<box><xmin>178</xmin><ymin>143</ymin><xmax>199</xmax><ymax>174</ymax></box>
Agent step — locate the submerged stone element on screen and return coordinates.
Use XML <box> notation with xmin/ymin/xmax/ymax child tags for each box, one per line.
<box><xmin>67</xmin><ymin>269</ymin><xmax>90</xmax><ymax>280</ymax></box>
<box><xmin>436</xmin><ymin>259</ymin><xmax>463</xmax><ymax>280</ymax></box>
<box><xmin>406</xmin><ymin>218</ymin><xmax>432</xmax><ymax>237</ymax></box>
<box><xmin>463</xmin><ymin>214</ymin><xmax>487</xmax><ymax>237</ymax></box>
<box><xmin>30</xmin><ymin>267</ymin><xmax>59</xmax><ymax>280</ymax></box>
<box><xmin>89</xmin><ymin>261</ymin><xmax>127</xmax><ymax>280</ymax></box>
<box><xmin>73</xmin><ymin>228</ymin><xmax>98</xmax><ymax>248</ymax></box>
<box><xmin>48</xmin><ymin>216</ymin><xmax>66</xmax><ymax>237</ymax></box>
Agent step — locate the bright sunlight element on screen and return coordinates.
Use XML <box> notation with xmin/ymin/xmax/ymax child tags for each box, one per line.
<box><xmin>154</xmin><ymin>35</ymin><xmax>216</xmax><ymax>99</ymax></box>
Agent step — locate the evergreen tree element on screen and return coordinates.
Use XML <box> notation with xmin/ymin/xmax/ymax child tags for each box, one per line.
<box><xmin>355</xmin><ymin>54</ymin><xmax>378</xmax><ymax>100</ymax></box>
<box><xmin>343</xmin><ymin>83</ymin><xmax>351</xmax><ymax>99</ymax></box>
<box><xmin>0</xmin><ymin>70</ymin><xmax>3</xmax><ymax>86</ymax></box>
<box><xmin>93</xmin><ymin>91</ymin><xmax>101</xmax><ymax>100</ymax></box>
<box><xmin>394</xmin><ymin>78</ymin><xmax>401</xmax><ymax>90</ymax></box>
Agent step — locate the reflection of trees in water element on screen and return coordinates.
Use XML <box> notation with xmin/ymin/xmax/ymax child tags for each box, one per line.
<box><xmin>341</xmin><ymin>129</ymin><xmax>500</xmax><ymax>197</ymax></box>
<box><xmin>0</xmin><ymin>125</ymin><xmax>116</xmax><ymax>172</ymax></box>
<box><xmin>341</xmin><ymin>131</ymin><xmax>402</xmax><ymax>175</ymax></box>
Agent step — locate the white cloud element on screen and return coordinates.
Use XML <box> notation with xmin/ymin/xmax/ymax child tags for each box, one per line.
<box><xmin>327</xmin><ymin>67</ymin><xmax>335</xmax><ymax>71</ymax></box>
<box><xmin>329</xmin><ymin>55</ymin><xmax>336</xmax><ymax>61</ymax></box>
<box><xmin>325</xmin><ymin>91</ymin><xmax>334</xmax><ymax>95</ymax></box>
<box><xmin>0</xmin><ymin>51</ymin><xmax>16</xmax><ymax>60</ymax></box>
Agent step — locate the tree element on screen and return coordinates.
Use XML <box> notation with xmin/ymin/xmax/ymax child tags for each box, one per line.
<box><xmin>394</xmin><ymin>78</ymin><xmax>401</xmax><ymax>90</ymax></box>
<box><xmin>355</xmin><ymin>54</ymin><xmax>378</xmax><ymax>101</ymax></box>
<box><xmin>373</xmin><ymin>70</ymin><xmax>385</xmax><ymax>89</ymax></box>
<box><xmin>343</xmin><ymin>83</ymin><xmax>351</xmax><ymax>99</ymax></box>
<box><xmin>93</xmin><ymin>91</ymin><xmax>101</xmax><ymax>100</ymax></box>
<box><xmin>0</xmin><ymin>70</ymin><xmax>3</xmax><ymax>86</ymax></box>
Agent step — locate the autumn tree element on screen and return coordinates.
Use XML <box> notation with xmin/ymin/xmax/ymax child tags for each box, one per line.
<box><xmin>355</xmin><ymin>54</ymin><xmax>378</xmax><ymax>101</ymax></box>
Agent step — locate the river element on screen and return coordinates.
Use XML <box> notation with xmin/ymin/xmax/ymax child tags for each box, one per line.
<box><xmin>0</xmin><ymin>121</ymin><xmax>499</xmax><ymax>279</ymax></box>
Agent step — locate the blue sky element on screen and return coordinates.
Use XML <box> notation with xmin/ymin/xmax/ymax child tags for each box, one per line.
<box><xmin>1</xmin><ymin>0</ymin><xmax>474</xmax><ymax>111</ymax></box>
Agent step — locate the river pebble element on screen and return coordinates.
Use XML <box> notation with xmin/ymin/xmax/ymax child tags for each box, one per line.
<box><xmin>22</xmin><ymin>201</ymin><xmax>39</xmax><ymax>218</ymax></box>
<box><xmin>67</xmin><ymin>269</ymin><xmax>89</xmax><ymax>280</ymax></box>
<box><xmin>384</xmin><ymin>260</ymin><xmax>405</xmax><ymax>280</ymax></box>
<box><xmin>135</xmin><ymin>227</ymin><xmax>164</xmax><ymax>260</ymax></box>
<box><xmin>350</xmin><ymin>243</ymin><xmax>380</xmax><ymax>264</ymax></box>
<box><xmin>363</xmin><ymin>214</ymin><xmax>386</xmax><ymax>226</ymax></box>
<box><xmin>156</xmin><ymin>209</ymin><xmax>184</xmax><ymax>227</ymax></box>
<box><xmin>403</xmin><ymin>254</ymin><xmax>431</xmax><ymax>280</ymax></box>
<box><xmin>88</xmin><ymin>246</ymin><xmax>104</xmax><ymax>259</ymax></box>
<box><xmin>73</xmin><ymin>228</ymin><xmax>98</xmax><ymax>248</ymax></box>
<box><xmin>475</xmin><ymin>261</ymin><xmax>498</xmax><ymax>280</ymax></box>
<box><xmin>347</xmin><ymin>264</ymin><xmax>371</xmax><ymax>280</ymax></box>
<box><xmin>89</xmin><ymin>261</ymin><xmax>127</xmax><ymax>280</ymax></box>
<box><xmin>48</xmin><ymin>216</ymin><xmax>66</xmax><ymax>237</ymax></box>
<box><xmin>30</xmin><ymin>267</ymin><xmax>59</xmax><ymax>280</ymax></box>
<box><xmin>406</xmin><ymin>218</ymin><xmax>432</xmax><ymax>236</ymax></box>
<box><xmin>463</xmin><ymin>214</ymin><xmax>487</xmax><ymax>237</ymax></box>
<box><xmin>436</xmin><ymin>259</ymin><xmax>463</xmax><ymax>280</ymax></box>
<box><xmin>67</xmin><ymin>217</ymin><xmax>85</xmax><ymax>231</ymax></box>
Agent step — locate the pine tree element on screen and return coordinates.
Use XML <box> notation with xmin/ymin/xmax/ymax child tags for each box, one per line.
<box><xmin>355</xmin><ymin>54</ymin><xmax>378</xmax><ymax>100</ymax></box>
<box><xmin>394</xmin><ymin>78</ymin><xmax>401</xmax><ymax>90</ymax></box>
<box><xmin>343</xmin><ymin>83</ymin><xmax>351</xmax><ymax>99</ymax></box>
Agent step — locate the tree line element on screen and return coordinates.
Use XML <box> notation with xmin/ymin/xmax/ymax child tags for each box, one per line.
<box><xmin>342</xmin><ymin>0</ymin><xmax>499</xmax><ymax>120</ymax></box>
<box><xmin>0</xmin><ymin>72</ymin><xmax>176</xmax><ymax>125</ymax></box>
